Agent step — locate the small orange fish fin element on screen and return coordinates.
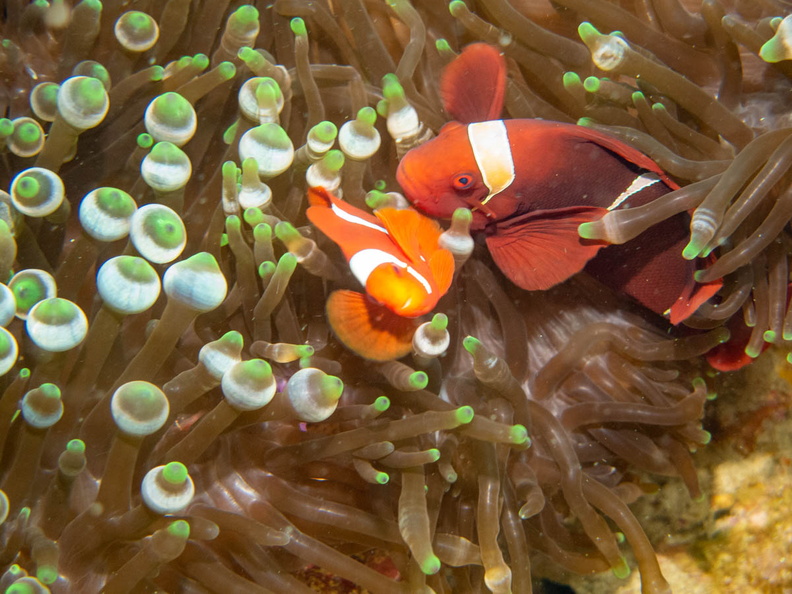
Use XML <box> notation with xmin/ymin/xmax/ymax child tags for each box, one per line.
<box><xmin>668</xmin><ymin>271</ymin><xmax>723</xmax><ymax>325</ymax></box>
<box><xmin>307</xmin><ymin>190</ymin><xmax>390</xmax><ymax>260</ymax></box>
<box><xmin>441</xmin><ymin>43</ymin><xmax>506</xmax><ymax>123</ymax></box>
<box><xmin>375</xmin><ymin>207</ymin><xmax>444</xmax><ymax>263</ymax></box>
<box><xmin>326</xmin><ymin>290</ymin><xmax>419</xmax><ymax>361</ymax></box>
<box><xmin>307</xmin><ymin>186</ymin><xmax>333</xmax><ymax>207</ymax></box>
<box><xmin>429</xmin><ymin>249</ymin><xmax>455</xmax><ymax>295</ymax></box>
<box><xmin>305</xmin><ymin>204</ymin><xmax>357</xmax><ymax>260</ymax></box>
<box><xmin>308</xmin><ymin>186</ymin><xmax>382</xmax><ymax>228</ymax></box>
<box><xmin>366</xmin><ymin>263</ymin><xmax>432</xmax><ymax>318</ymax></box>
<box><xmin>486</xmin><ymin>207</ymin><xmax>608</xmax><ymax>291</ymax></box>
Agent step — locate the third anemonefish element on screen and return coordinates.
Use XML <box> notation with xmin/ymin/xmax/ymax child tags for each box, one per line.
<box><xmin>306</xmin><ymin>187</ymin><xmax>454</xmax><ymax>361</ymax></box>
<box><xmin>396</xmin><ymin>43</ymin><xmax>721</xmax><ymax>325</ymax></box>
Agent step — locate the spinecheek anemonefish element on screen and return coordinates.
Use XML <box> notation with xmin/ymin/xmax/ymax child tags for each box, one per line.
<box><xmin>306</xmin><ymin>187</ymin><xmax>454</xmax><ymax>361</ymax></box>
<box><xmin>396</xmin><ymin>43</ymin><xmax>722</xmax><ymax>326</ymax></box>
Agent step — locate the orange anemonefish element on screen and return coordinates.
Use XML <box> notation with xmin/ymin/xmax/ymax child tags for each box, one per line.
<box><xmin>306</xmin><ymin>187</ymin><xmax>454</xmax><ymax>361</ymax></box>
<box><xmin>396</xmin><ymin>43</ymin><xmax>722</xmax><ymax>325</ymax></box>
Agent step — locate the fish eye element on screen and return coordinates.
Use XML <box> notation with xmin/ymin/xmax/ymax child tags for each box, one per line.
<box><xmin>453</xmin><ymin>173</ymin><xmax>474</xmax><ymax>190</ymax></box>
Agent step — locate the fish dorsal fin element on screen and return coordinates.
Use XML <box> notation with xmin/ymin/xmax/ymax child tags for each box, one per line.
<box><xmin>307</xmin><ymin>186</ymin><xmax>332</xmax><ymax>207</ymax></box>
<box><xmin>306</xmin><ymin>187</ymin><xmax>392</xmax><ymax>260</ymax></box>
<box><xmin>486</xmin><ymin>206</ymin><xmax>608</xmax><ymax>291</ymax></box>
<box><xmin>326</xmin><ymin>290</ymin><xmax>419</xmax><ymax>361</ymax></box>
<box><xmin>307</xmin><ymin>187</ymin><xmax>382</xmax><ymax>229</ymax></box>
<box><xmin>375</xmin><ymin>207</ymin><xmax>447</xmax><ymax>267</ymax></box>
<box><xmin>570</xmin><ymin>126</ymin><xmax>680</xmax><ymax>190</ymax></box>
<box><xmin>441</xmin><ymin>43</ymin><xmax>506</xmax><ymax>123</ymax></box>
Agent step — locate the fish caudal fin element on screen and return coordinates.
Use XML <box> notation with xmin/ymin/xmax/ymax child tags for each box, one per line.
<box><xmin>486</xmin><ymin>206</ymin><xmax>608</xmax><ymax>291</ymax></box>
<box><xmin>706</xmin><ymin>281</ymin><xmax>791</xmax><ymax>369</ymax></box>
<box><xmin>705</xmin><ymin>314</ymin><xmax>762</xmax><ymax>372</ymax></box>
<box><xmin>326</xmin><ymin>290</ymin><xmax>420</xmax><ymax>361</ymax></box>
<box><xmin>441</xmin><ymin>43</ymin><xmax>506</xmax><ymax>123</ymax></box>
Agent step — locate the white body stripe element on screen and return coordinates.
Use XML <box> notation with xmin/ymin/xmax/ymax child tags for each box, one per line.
<box><xmin>607</xmin><ymin>172</ymin><xmax>661</xmax><ymax>210</ymax></box>
<box><xmin>330</xmin><ymin>203</ymin><xmax>387</xmax><ymax>233</ymax></box>
<box><xmin>349</xmin><ymin>249</ymin><xmax>433</xmax><ymax>294</ymax></box>
<box><xmin>467</xmin><ymin>121</ymin><xmax>515</xmax><ymax>205</ymax></box>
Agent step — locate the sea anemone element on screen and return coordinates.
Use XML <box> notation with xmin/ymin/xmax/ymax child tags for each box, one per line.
<box><xmin>0</xmin><ymin>1</ymin><xmax>790</xmax><ymax>593</ymax></box>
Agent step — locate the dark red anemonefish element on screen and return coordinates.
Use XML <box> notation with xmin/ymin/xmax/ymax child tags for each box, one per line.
<box><xmin>306</xmin><ymin>187</ymin><xmax>454</xmax><ymax>361</ymax></box>
<box><xmin>396</xmin><ymin>43</ymin><xmax>722</xmax><ymax>325</ymax></box>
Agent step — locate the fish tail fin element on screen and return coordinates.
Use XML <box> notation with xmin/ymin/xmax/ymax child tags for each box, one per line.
<box><xmin>441</xmin><ymin>43</ymin><xmax>506</xmax><ymax>123</ymax></box>
<box><xmin>326</xmin><ymin>290</ymin><xmax>419</xmax><ymax>361</ymax></box>
<box><xmin>705</xmin><ymin>280</ymin><xmax>792</xmax><ymax>370</ymax></box>
<box><xmin>705</xmin><ymin>315</ymin><xmax>760</xmax><ymax>372</ymax></box>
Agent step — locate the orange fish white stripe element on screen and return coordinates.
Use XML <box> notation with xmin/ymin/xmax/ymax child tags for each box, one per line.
<box><xmin>607</xmin><ymin>172</ymin><xmax>661</xmax><ymax>211</ymax></box>
<box><xmin>468</xmin><ymin>121</ymin><xmax>515</xmax><ymax>205</ymax></box>
<box><xmin>349</xmin><ymin>248</ymin><xmax>434</xmax><ymax>294</ymax></box>
<box><xmin>329</xmin><ymin>202</ymin><xmax>388</xmax><ymax>233</ymax></box>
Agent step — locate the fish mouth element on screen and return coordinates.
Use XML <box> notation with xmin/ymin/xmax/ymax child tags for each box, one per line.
<box><xmin>468</xmin><ymin>209</ymin><xmax>489</xmax><ymax>230</ymax></box>
<box><xmin>396</xmin><ymin>160</ymin><xmax>440</xmax><ymax>218</ymax></box>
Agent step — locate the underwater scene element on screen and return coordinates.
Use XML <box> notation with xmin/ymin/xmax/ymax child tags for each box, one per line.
<box><xmin>0</xmin><ymin>0</ymin><xmax>791</xmax><ymax>592</ymax></box>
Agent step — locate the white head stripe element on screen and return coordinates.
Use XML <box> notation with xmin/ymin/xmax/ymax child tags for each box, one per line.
<box><xmin>330</xmin><ymin>203</ymin><xmax>387</xmax><ymax>233</ymax></box>
<box><xmin>349</xmin><ymin>249</ymin><xmax>433</xmax><ymax>294</ymax></box>
<box><xmin>607</xmin><ymin>173</ymin><xmax>661</xmax><ymax>210</ymax></box>
<box><xmin>467</xmin><ymin>121</ymin><xmax>515</xmax><ymax>205</ymax></box>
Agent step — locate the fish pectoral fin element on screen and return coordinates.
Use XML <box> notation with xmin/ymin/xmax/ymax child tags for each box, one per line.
<box><xmin>372</xmin><ymin>207</ymin><xmax>456</xmax><ymax>302</ymax></box>
<box><xmin>441</xmin><ymin>43</ymin><xmax>506</xmax><ymax>123</ymax></box>
<box><xmin>326</xmin><ymin>290</ymin><xmax>420</xmax><ymax>361</ymax></box>
<box><xmin>486</xmin><ymin>207</ymin><xmax>608</xmax><ymax>291</ymax></box>
<box><xmin>667</xmin><ymin>269</ymin><xmax>723</xmax><ymax>325</ymax></box>
<box><xmin>429</xmin><ymin>249</ymin><xmax>455</xmax><ymax>295</ymax></box>
<box><xmin>375</xmin><ymin>207</ymin><xmax>444</xmax><ymax>263</ymax></box>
